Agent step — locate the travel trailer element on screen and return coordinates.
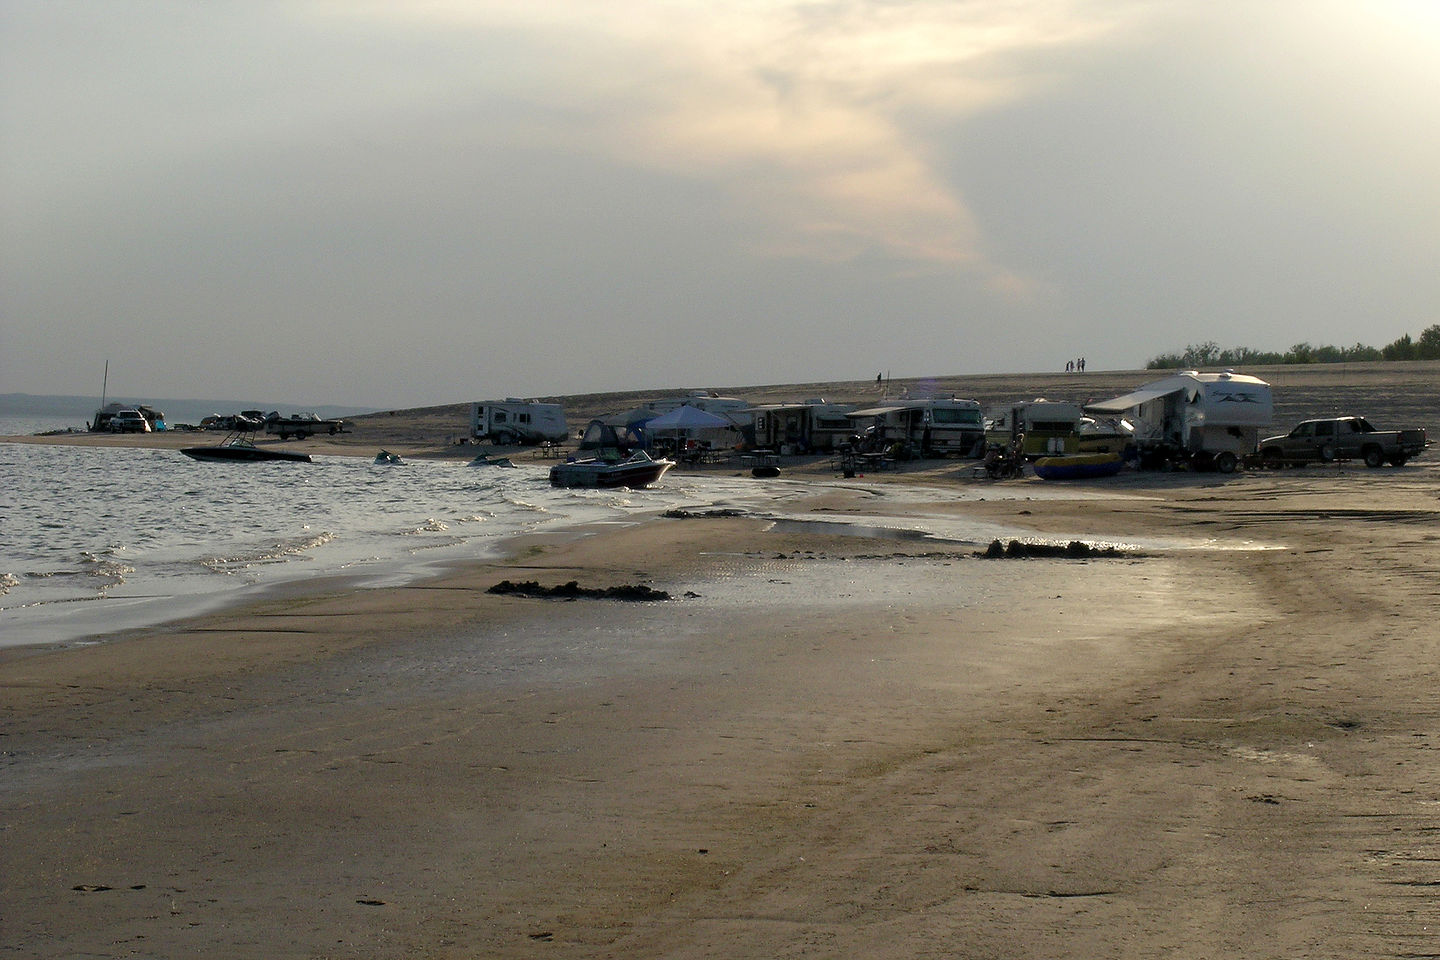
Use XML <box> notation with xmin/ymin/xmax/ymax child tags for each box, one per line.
<box><xmin>469</xmin><ymin>399</ymin><xmax>568</xmax><ymax>445</ymax></box>
<box><xmin>848</xmin><ymin>396</ymin><xmax>986</xmax><ymax>456</ymax></box>
<box><xmin>749</xmin><ymin>400</ymin><xmax>856</xmax><ymax>453</ymax></box>
<box><xmin>1087</xmin><ymin>370</ymin><xmax>1272</xmax><ymax>472</ymax></box>
<box><xmin>985</xmin><ymin>399</ymin><xmax>1131</xmax><ymax>459</ymax></box>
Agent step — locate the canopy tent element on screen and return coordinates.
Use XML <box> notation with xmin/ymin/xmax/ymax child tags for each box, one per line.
<box><xmin>642</xmin><ymin>405</ymin><xmax>733</xmax><ymax>431</ymax></box>
<box><xmin>643</xmin><ymin>405</ymin><xmax>736</xmax><ymax>458</ymax></box>
<box><xmin>1085</xmin><ymin>385</ymin><xmax>1183</xmax><ymax>414</ymax></box>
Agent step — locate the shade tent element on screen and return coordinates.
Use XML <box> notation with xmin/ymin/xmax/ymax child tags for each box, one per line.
<box><xmin>642</xmin><ymin>406</ymin><xmax>734</xmax><ymax>431</ymax></box>
<box><xmin>643</xmin><ymin>405</ymin><xmax>736</xmax><ymax>457</ymax></box>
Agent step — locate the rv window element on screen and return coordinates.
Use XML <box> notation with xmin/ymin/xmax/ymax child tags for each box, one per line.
<box><xmin>519</xmin><ymin>414</ymin><xmax>530</xmax><ymax>424</ymax></box>
<box><xmin>494</xmin><ymin>411</ymin><xmax>507</xmax><ymax>423</ymax></box>
<box><xmin>1030</xmin><ymin>420</ymin><xmax>1074</xmax><ymax>433</ymax></box>
<box><xmin>932</xmin><ymin>408</ymin><xmax>981</xmax><ymax>425</ymax></box>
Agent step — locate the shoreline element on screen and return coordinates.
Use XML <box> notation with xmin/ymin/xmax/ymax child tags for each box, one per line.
<box><xmin>6</xmin><ymin>466</ymin><xmax>1440</xmax><ymax>954</ymax></box>
<box><xmin>5</xmin><ymin>372</ymin><xmax>1440</xmax><ymax>956</ymax></box>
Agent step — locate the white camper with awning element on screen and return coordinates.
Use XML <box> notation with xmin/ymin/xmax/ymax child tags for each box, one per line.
<box><xmin>847</xmin><ymin>396</ymin><xmax>986</xmax><ymax>456</ymax></box>
<box><xmin>1087</xmin><ymin>370</ymin><xmax>1272</xmax><ymax>472</ymax></box>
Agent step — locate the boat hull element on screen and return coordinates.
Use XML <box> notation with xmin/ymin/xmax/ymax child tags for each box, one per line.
<box><xmin>181</xmin><ymin>446</ymin><xmax>312</xmax><ymax>463</ymax></box>
<box><xmin>549</xmin><ymin>456</ymin><xmax>674</xmax><ymax>489</ymax></box>
<box><xmin>1033</xmin><ymin>453</ymin><xmax>1123</xmax><ymax>480</ymax></box>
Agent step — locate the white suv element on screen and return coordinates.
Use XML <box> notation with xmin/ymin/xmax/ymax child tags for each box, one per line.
<box><xmin>110</xmin><ymin>410</ymin><xmax>152</xmax><ymax>433</ymax></box>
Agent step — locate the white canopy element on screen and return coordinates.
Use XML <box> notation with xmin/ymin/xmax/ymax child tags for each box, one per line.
<box><xmin>643</xmin><ymin>405</ymin><xmax>733</xmax><ymax>430</ymax></box>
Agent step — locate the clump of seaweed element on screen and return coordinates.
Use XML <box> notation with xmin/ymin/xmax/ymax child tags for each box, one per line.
<box><xmin>487</xmin><ymin>579</ymin><xmax>672</xmax><ymax>601</ymax></box>
<box><xmin>977</xmin><ymin>539</ymin><xmax>1135</xmax><ymax>559</ymax></box>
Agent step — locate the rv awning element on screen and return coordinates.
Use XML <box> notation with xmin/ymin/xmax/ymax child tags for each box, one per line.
<box><xmin>1086</xmin><ymin>386</ymin><xmax>1182</xmax><ymax>414</ymax></box>
<box><xmin>848</xmin><ymin>405</ymin><xmax>910</xmax><ymax>417</ymax></box>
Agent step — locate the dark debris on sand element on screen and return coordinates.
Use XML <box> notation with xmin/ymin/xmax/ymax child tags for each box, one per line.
<box><xmin>976</xmin><ymin>539</ymin><xmax>1137</xmax><ymax>560</ymax></box>
<box><xmin>662</xmin><ymin>508</ymin><xmax>749</xmax><ymax>519</ymax></box>
<box><xmin>487</xmin><ymin>579</ymin><xmax>673</xmax><ymax>601</ymax></box>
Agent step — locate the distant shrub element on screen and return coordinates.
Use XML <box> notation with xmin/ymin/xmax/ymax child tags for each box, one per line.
<box><xmin>1148</xmin><ymin>326</ymin><xmax>1437</xmax><ymax>369</ymax></box>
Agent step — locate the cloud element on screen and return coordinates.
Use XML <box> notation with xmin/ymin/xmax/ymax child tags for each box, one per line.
<box><xmin>313</xmin><ymin>1</ymin><xmax>1147</xmax><ymax>292</ymax></box>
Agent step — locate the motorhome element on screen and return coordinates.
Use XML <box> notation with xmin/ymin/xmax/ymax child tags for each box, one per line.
<box><xmin>1086</xmin><ymin>370</ymin><xmax>1272</xmax><ymax>472</ymax></box>
<box><xmin>469</xmin><ymin>399</ymin><xmax>568</xmax><ymax>445</ymax></box>
<box><xmin>749</xmin><ymin>400</ymin><xmax>857</xmax><ymax>453</ymax></box>
<box><xmin>985</xmin><ymin>399</ymin><xmax>1131</xmax><ymax>459</ymax></box>
<box><xmin>848</xmin><ymin>396</ymin><xmax>985</xmax><ymax>456</ymax></box>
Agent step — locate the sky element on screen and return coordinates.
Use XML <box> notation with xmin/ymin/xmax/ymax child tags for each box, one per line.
<box><xmin>3</xmin><ymin>0</ymin><xmax>1439</xmax><ymax>410</ymax></box>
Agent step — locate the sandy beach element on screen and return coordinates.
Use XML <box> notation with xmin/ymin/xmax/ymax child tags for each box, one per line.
<box><xmin>4</xmin><ymin>362</ymin><xmax>1439</xmax><ymax>957</ymax></box>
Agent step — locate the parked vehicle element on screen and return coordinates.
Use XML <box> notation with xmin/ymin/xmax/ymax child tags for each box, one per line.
<box><xmin>848</xmin><ymin>395</ymin><xmax>986</xmax><ymax>457</ymax></box>
<box><xmin>264</xmin><ymin>412</ymin><xmax>347</xmax><ymax>440</ymax></box>
<box><xmin>1087</xmin><ymin>370</ymin><xmax>1272</xmax><ymax>473</ymax></box>
<box><xmin>470</xmin><ymin>399</ymin><xmax>568</xmax><ymax>445</ymax></box>
<box><xmin>749</xmin><ymin>400</ymin><xmax>856</xmax><ymax>452</ymax></box>
<box><xmin>109</xmin><ymin>410</ymin><xmax>151</xmax><ymax>433</ymax></box>
<box><xmin>1257</xmin><ymin>417</ymin><xmax>1428</xmax><ymax>468</ymax></box>
<box><xmin>985</xmin><ymin>399</ymin><xmax>1133</xmax><ymax>460</ymax></box>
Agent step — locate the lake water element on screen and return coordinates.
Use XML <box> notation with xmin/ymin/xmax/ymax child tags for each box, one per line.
<box><xmin>0</xmin><ymin>418</ymin><xmax>819</xmax><ymax>649</ymax></box>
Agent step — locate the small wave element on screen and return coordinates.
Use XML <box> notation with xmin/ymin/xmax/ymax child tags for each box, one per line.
<box><xmin>0</xmin><ymin>571</ymin><xmax>18</xmax><ymax>596</ymax></box>
<box><xmin>199</xmin><ymin>531</ymin><xmax>337</xmax><ymax>571</ymax></box>
<box><xmin>405</xmin><ymin>518</ymin><xmax>449</xmax><ymax>534</ymax></box>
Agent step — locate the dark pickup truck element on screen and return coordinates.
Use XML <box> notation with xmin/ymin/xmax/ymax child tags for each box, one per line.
<box><xmin>1257</xmin><ymin>417</ymin><xmax>1428</xmax><ymax>468</ymax></box>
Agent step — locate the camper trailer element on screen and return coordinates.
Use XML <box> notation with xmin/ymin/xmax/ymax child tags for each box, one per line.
<box><xmin>848</xmin><ymin>397</ymin><xmax>985</xmax><ymax>456</ymax></box>
<box><xmin>749</xmin><ymin>400</ymin><xmax>857</xmax><ymax>453</ymax></box>
<box><xmin>985</xmin><ymin>399</ymin><xmax>1132</xmax><ymax>459</ymax></box>
<box><xmin>1087</xmin><ymin>370</ymin><xmax>1272</xmax><ymax>472</ymax></box>
<box><xmin>469</xmin><ymin>399</ymin><xmax>568</xmax><ymax>445</ymax></box>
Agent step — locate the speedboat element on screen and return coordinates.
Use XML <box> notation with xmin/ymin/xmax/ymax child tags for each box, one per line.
<box><xmin>549</xmin><ymin>450</ymin><xmax>674</xmax><ymax>489</ymax></box>
<box><xmin>181</xmin><ymin>432</ymin><xmax>312</xmax><ymax>463</ymax></box>
<box><xmin>549</xmin><ymin>419</ymin><xmax>675</xmax><ymax>488</ymax></box>
<box><xmin>374</xmin><ymin>450</ymin><xmax>406</xmax><ymax>465</ymax></box>
<box><xmin>1032</xmin><ymin>452</ymin><xmax>1123</xmax><ymax>480</ymax></box>
<box><xmin>468</xmin><ymin>453</ymin><xmax>515</xmax><ymax>468</ymax></box>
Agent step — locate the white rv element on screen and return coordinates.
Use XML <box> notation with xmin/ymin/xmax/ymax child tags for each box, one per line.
<box><xmin>848</xmin><ymin>396</ymin><xmax>986</xmax><ymax>456</ymax></box>
<box><xmin>985</xmin><ymin>399</ymin><xmax>1132</xmax><ymax>459</ymax></box>
<box><xmin>749</xmin><ymin>400</ymin><xmax>857</xmax><ymax>452</ymax></box>
<box><xmin>470</xmin><ymin>399</ymin><xmax>568</xmax><ymax>445</ymax></box>
<box><xmin>1087</xmin><ymin>370</ymin><xmax>1272</xmax><ymax>472</ymax></box>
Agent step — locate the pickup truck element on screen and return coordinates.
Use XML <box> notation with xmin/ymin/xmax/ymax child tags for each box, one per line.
<box><xmin>1257</xmin><ymin>417</ymin><xmax>1428</xmax><ymax>468</ymax></box>
<box><xmin>264</xmin><ymin>412</ymin><xmax>348</xmax><ymax>440</ymax></box>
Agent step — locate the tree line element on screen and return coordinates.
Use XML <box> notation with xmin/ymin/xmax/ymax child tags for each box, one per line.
<box><xmin>1147</xmin><ymin>325</ymin><xmax>1440</xmax><ymax>369</ymax></box>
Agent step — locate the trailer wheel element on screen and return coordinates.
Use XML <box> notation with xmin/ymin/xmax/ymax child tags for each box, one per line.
<box><xmin>1362</xmin><ymin>446</ymin><xmax>1384</xmax><ymax>468</ymax></box>
<box><xmin>1215</xmin><ymin>451</ymin><xmax>1238</xmax><ymax>474</ymax></box>
<box><xmin>1389</xmin><ymin>455</ymin><xmax>1409</xmax><ymax>467</ymax></box>
<box><xmin>1319</xmin><ymin>443</ymin><xmax>1337</xmax><ymax>462</ymax></box>
<box><xmin>279</xmin><ymin>431</ymin><xmax>290</xmax><ymax>440</ymax></box>
<box><xmin>1261</xmin><ymin>449</ymin><xmax>1284</xmax><ymax>469</ymax></box>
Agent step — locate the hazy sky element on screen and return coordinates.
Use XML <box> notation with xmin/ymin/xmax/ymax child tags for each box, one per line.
<box><xmin>4</xmin><ymin>1</ymin><xmax>1438</xmax><ymax>409</ymax></box>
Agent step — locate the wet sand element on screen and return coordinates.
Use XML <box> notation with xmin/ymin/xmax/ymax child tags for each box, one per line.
<box><xmin>4</xmin><ymin>362</ymin><xmax>1440</xmax><ymax>957</ymax></box>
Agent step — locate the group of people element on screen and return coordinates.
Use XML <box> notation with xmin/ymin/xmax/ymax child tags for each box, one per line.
<box><xmin>1066</xmin><ymin>357</ymin><xmax>1087</xmax><ymax>372</ymax></box>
